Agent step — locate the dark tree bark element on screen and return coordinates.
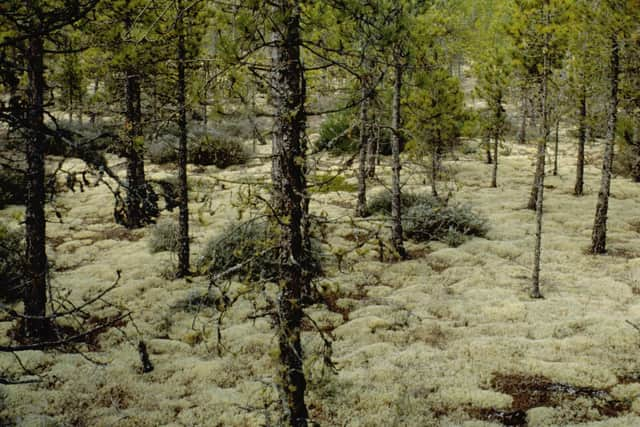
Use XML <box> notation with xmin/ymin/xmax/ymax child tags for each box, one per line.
<box><xmin>591</xmin><ymin>35</ymin><xmax>619</xmax><ymax>254</ymax></box>
<box><xmin>574</xmin><ymin>86</ymin><xmax>587</xmax><ymax>195</ymax></box>
<box><xmin>23</xmin><ymin>32</ymin><xmax>49</xmax><ymax>340</ymax></box>
<box><xmin>122</xmin><ymin>70</ymin><xmax>148</xmax><ymax>228</ymax></box>
<box><xmin>176</xmin><ymin>0</ymin><xmax>190</xmax><ymax>277</ymax></box>
<box><xmin>391</xmin><ymin>59</ymin><xmax>406</xmax><ymax>259</ymax></box>
<box><xmin>270</xmin><ymin>1</ymin><xmax>309</xmax><ymax>424</ymax></box>
<box><xmin>485</xmin><ymin>133</ymin><xmax>493</xmax><ymax>164</ymax></box>
<box><xmin>431</xmin><ymin>144</ymin><xmax>439</xmax><ymax>198</ymax></box>
<box><xmin>356</xmin><ymin>81</ymin><xmax>369</xmax><ymax>217</ymax></box>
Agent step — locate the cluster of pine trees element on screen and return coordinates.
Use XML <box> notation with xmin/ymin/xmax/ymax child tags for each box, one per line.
<box><xmin>1</xmin><ymin>0</ymin><xmax>640</xmax><ymax>424</ymax></box>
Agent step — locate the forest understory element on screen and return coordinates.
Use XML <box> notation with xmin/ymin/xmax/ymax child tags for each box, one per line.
<box><xmin>2</xmin><ymin>136</ymin><xmax>640</xmax><ymax>426</ymax></box>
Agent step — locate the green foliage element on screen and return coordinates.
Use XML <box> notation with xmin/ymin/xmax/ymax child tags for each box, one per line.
<box><xmin>406</xmin><ymin>69</ymin><xmax>466</xmax><ymax>156</ymax></box>
<box><xmin>614</xmin><ymin>114</ymin><xmax>640</xmax><ymax>179</ymax></box>
<box><xmin>366</xmin><ymin>191</ymin><xmax>487</xmax><ymax>246</ymax></box>
<box><xmin>0</xmin><ymin>168</ymin><xmax>24</xmax><ymax>208</ymax></box>
<box><xmin>309</xmin><ymin>174</ymin><xmax>357</xmax><ymax>193</ymax></box>
<box><xmin>0</xmin><ymin>223</ymin><xmax>24</xmax><ymax>302</ymax></box>
<box><xmin>187</xmin><ymin>134</ymin><xmax>249</xmax><ymax>168</ymax></box>
<box><xmin>404</xmin><ymin>202</ymin><xmax>488</xmax><ymax>247</ymax></box>
<box><xmin>316</xmin><ymin>111</ymin><xmax>358</xmax><ymax>154</ymax></box>
<box><xmin>366</xmin><ymin>191</ymin><xmax>440</xmax><ymax>217</ymax></box>
<box><xmin>198</xmin><ymin>219</ymin><xmax>322</xmax><ymax>281</ymax></box>
<box><xmin>148</xmin><ymin>219</ymin><xmax>180</xmax><ymax>253</ymax></box>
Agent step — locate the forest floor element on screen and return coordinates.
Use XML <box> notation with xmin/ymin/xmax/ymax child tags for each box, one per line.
<box><xmin>3</xmin><ymin>136</ymin><xmax>640</xmax><ymax>426</ymax></box>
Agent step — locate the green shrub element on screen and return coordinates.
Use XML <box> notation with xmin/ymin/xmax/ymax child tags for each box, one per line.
<box><xmin>198</xmin><ymin>219</ymin><xmax>322</xmax><ymax>281</ymax></box>
<box><xmin>366</xmin><ymin>191</ymin><xmax>440</xmax><ymax>216</ymax></box>
<box><xmin>614</xmin><ymin>115</ymin><xmax>640</xmax><ymax>180</ymax></box>
<box><xmin>188</xmin><ymin>135</ymin><xmax>249</xmax><ymax>168</ymax></box>
<box><xmin>316</xmin><ymin>111</ymin><xmax>359</xmax><ymax>154</ymax></box>
<box><xmin>404</xmin><ymin>202</ymin><xmax>487</xmax><ymax>246</ymax></box>
<box><xmin>0</xmin><ymin>223</ymin><xmax>24</xmax><ymax>302</ymax></box>
<box><xmin>149</xmin><ymin>219</ymin><xmax>180</xmax><ymax>253</ymax></box>
<box><xmin>0</xmin><ymin>169</ymin><xmax>24</xmax><ymax>208</ymax></box>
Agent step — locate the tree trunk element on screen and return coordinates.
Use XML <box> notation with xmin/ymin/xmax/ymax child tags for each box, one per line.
<box><xmin>591</xmin><ymin>35</ymin><xmax>619</xmax><ymax>254</ymax></box>
<box><xmin>574</xmin><ymin>86</ymin><xmax>586</xmax><ymax>195</ymax></box>
<box><xmin>176</xmin><ymin>0</ymin><xmax>190</xmax><ymax>277</ymax></box>
<box><xmin>391</xmin><ymin>60</ymin><xmax>406</xmax><ymax>259</ymax></box>
<box><xmin>485</xmin><ymin>133</ymin><xmax>493</xmax><ymax>164</ymax></box>
<box><xmin>528</xmin><ymin>78</ymin><xmax>549</xmax><ymax>210</ymax></box>
<box><xmin>367</xmin><ymin>113</ymin><xmax>378</xmax><ymax>177</ymax></box>
<box><xmin>356</xmin><ymin>81</ymin><xmax>369</xmax><ymax>217</ymax></box>
<box><xmin>518</xmin><ymin>90</ymin><xmax>527</xmax><ymax>144</ymax></box>
<box><xmin>431</xmin><ymin>144</ymin><xmax>439</xmax><ymax>198</ymax></box>
<box><xmin>23</xmin><ymin>33</ymin><xmax>49</xmax><ymax>340</ymax></box>
<box><xmin>531</xmin><ymin>4</ymin><xmax>550</xmax><ymax>299</ymax></box>
<box><xmin>270</xmin><ymin>2</ymin><xmax>309</xmax><ymax>424</ymax></box>
<box><xmin>491</xmin><ymin>133</ymin><xmax>499</xmax><ymax>188</ymax></box>
<box><xmin>553</xmin><ymin>118</ymin><xmax>559</xmax><ymax>176</ymax></box>
<box><xmin>122</xmin><ymin>70</ymin><xmax>146</xmax><ymax>228</ymax></box>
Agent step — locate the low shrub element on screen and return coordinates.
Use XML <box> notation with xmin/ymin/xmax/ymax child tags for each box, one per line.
<box><xmin>0</xmin><ymin>223</ymin><xmax>24</xmax><ymax>302</ymax></box>
<box><xmin>316</xmin><ymin>111</ymin><xmax>358</xmax><ymax>154</ymax></box>
<box><xmin>198</xmin><ymin>219</ymin><xmax>322</xmax><ymax>281</ymax></box>
<box><xmin>148</xmin><ymin>219</ymin><xmax>181</xmax><ymax>253</ymax></box>
<box><xmin>366</xmin><ymin>191</ymin><xmax>440</xmax><ymax>216</ymax></box>
<box><xmin>366</xmin><ymin>191</ymin><xmax>487</xmax><ymax>246</ymax></box>
<box><xmin>188</xmin><ymin>135</ymin><xmax>249</xmax><ymax>168</ymax></box>
<box><xmin>404</xmin><ymin>202</ymin><xmax>487</xmax><ymax>246</ymax></box>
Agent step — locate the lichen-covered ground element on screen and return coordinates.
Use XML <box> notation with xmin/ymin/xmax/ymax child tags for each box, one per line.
<box><xmin>3</xmin><ymin>137</ymin><xmax>640</xmax><ymax>426</ymax></box>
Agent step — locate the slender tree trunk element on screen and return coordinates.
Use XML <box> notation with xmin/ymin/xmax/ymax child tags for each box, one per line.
<box><xmin>491</xmin><ymin>133</ymin><xmax>499</xmax><ymax>188</ymax></box>
<box><xmin>485</xmin><ymin>133</ymin><xmax>493</xmax><ymax>164</ymax></box>
<box><xmin>176</xmin><ymin>0</ymin><xmax>190</xmax><ymax>277</ymax></box>
<box><xmin>518</xmin><ymin>90</ymin><xmax>527</xmax><ymax>144</ymax></box>
<box><xmin>528</xmin><ymin>79</ymin><xmax>549</xmax><ymax>210</ymax></box>
<box><xmin>430</xmin><ymin>144</ymin><xmax>439</xmax><ymax>198</ymax></box>
<box><xmin>367</xmin><ymin>113</ymin><xmax>378</xmax><ymax>177</ymax></box>
<box><xmin>574</xmin><ymin>87</ymin><xmax>586</xmax><ymax>195</ymax></box>
<box><xmin>531</xmin><ymin>4</ymin><xmax>551</xmax><ymax>299</ymax></box>
<box><xmin>24</xmin><ymin>33</ymin><xmax>49</xmax><ymax>340</ymax></box>
<box><xmin>591</xmin><ymin>35</ymin><xmax>619</xmax><ymax>254</ymax></box>
<box><xmin>391</xmin><ymin>59</ymin><xmax>406</xmax><ymax>259</ymax></box>
<box><xmin>553</xmin><ymin>118</ymin><xmax>559</xmax><ymax>176</ymax></box>
<box><xmin>123</xmin><ymin>70</ymin><xmax>145</xmax><ymax>228</ymax></box>
<box><xmin>271</xmin><ymin>2</ymin><xmax>309</xmax><ymax>424</ymax></box>
<box><xmin>356</xmin><ymin>81</ymin><xmax>369</xmax><ymax>217</ymax></box>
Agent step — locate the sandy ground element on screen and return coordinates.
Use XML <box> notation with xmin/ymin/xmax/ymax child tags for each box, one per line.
<box><xmin>2</xmin><ymin>136</ymin><xmax>640</xmax><ymax>427</ymax></box>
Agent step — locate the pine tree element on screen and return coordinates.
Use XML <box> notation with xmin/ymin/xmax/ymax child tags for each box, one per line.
<box><xmin>0</xmin><ymin>0</ymin><xmax>99</xmax><ymax>340</ymax></box>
